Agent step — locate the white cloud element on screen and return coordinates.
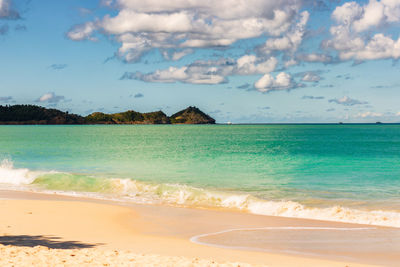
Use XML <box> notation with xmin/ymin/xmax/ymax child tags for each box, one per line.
<box><xmin>326</xmin><ymin>0</ymin><xmax>400</xmax><ymax>61</ymax></box>
<box><xmin>329</xmin><ymin>96</ymin><xmax>368</xmax><ymax>106</ymax></box>
<box><xmin>115</xmin><ymin>33</ymin><xmax>153</xmax><ymax>62</ymax></box>
<box><xmin>134</xmin><ymin>66</ymin><xmax>190</xmax><ymax>83</ymax></box>
<box><xmin>296</xmin><ymin>53</ymin><xmax>333</xmax><ymax>63</ymax></box>
<box><xmin>162</xmin><ymin>49</ymin><xmax>193</xmax><ymax>61</ymax></box>
<box><xmin>124</xmin><ymin>55</ymin><xmax>278</xmax><ymax>85</ymax></box>
<box><xmin>354</xmin><ymin>111</ymin><xmax>383</xmax><ymax>118</ymax></box>
<box><xmin>35</xmin><ymin>92</ymin><xmax>66</xmax><ymax>104</ymax></box>
<box><xmin>353</xmin><ymin>0</ymin><xmax>385</xmax><ymax>32</ymax></box>
<box><xmin>261</xmin><ymin>11</ymin><xmax>309</xmax><ymax>55</ymax></box>
<box><xmin>126</xmin><ymin>65</ymin><xmax>227</xmax><ymax>85</ymax></box>
<box><xmin>301</xmin><ymin>72</ymin><xmax>321</xmax><ymax>82</ymax></box>
<box><xmin>284</xmin><ymin>58</ymin><xmax>298</xmax><ymax>68</ymax></box>
<box><xmin>254</xmin><ymin>72</ymin><xmax>295</xmax><ymax>93</ymax></box>
<box><xmin>331</xmin><ymin>2</ymin><xmax>363</xmax><ymax>26</ymax></box>
<box><xmin>331</xmin><ymin>0</ymin><xmax>400</xmax><ymax>32</ymax></box>
<box><xmin>339</xmin><ymin>33</ymin><xmax>400</xmax><ymax>60</ymax></box>
<box><xmin>235</xmin><ymin>55</ymin><xmax>278</xmax><ymax>75</ymax></box>
<box><xmin>116</xmin><ymin>0</ymin><xmax>298</xmax><ymax>21</ymax></box>
<box><xmin>101</xmin><ymin>10</ymin><xmax>193</xmax><ymax>34</ymax></box>
<box><xmin>67</xmin><ymin>22</ymin><xmax>97</xmax><ymax>41</ymax></box>
<box><xmin>67</xmin><ymin>0</ymin><xmax>302</xmax><ymax>62</ymax></box>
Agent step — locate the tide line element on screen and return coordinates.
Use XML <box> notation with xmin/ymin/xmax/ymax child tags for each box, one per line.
<box><xmin>190</xmin><ymin>226</ymin><xmax>376</xmax><ymax>247</ymax></box>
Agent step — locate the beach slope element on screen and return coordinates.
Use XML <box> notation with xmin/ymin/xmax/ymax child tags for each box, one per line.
<box><xmin>0</xmin><ymin>191</ymin><xmax>382</xmax><ymax>266</ymax></box>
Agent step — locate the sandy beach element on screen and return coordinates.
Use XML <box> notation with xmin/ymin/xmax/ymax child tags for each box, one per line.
<box><xmin>4</xmin><ymin>0</ymin><xmax>400</xmax><ymax>265</ymax></box>
<box><xmin>1</xmin><ymin>190</ymin><xmax>394</xmax><ymax>266</ymax></box>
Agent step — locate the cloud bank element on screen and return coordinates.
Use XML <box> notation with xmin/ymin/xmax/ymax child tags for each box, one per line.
<box><xmin>67</xmin><ymin>0</ymin><xmax>304</xmax><ymax>62</ymax></box>
<box><xmin>64</xmin><ymin>0</ymin><xmax>400</xmax><ymax>97</ymax></box>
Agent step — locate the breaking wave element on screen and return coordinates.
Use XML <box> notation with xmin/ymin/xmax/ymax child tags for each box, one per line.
<box><xmin>1</xmin><ymin>159</ymin><xmax>400</xmax><ymax>227</ymax></box>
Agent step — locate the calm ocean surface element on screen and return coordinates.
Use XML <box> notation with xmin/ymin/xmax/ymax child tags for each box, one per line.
<box><xmin>1</xmin><ymin>125</ymin><xmax>400</xmax><ymax>226</ymax></box>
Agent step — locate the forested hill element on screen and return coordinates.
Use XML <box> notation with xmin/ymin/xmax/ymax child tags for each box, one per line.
<box><xmin>0</xmin><ymin>105</ymin><xmax>84</xmax><ymax>124</ymax></box>
<box><xmin>0</xmin><ymin>105</ymin><xmax>215</xmax><ymax>125</ymax></box>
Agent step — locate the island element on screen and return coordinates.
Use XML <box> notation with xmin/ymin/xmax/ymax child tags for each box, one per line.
<box><xmin>0</xmin><ymin>105</ymin><xmax>215</xmax><ymax>125</ymax></box>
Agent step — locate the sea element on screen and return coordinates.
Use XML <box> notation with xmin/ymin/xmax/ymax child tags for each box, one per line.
<box><xmin>1</xmin><ymin>124</ymin><xmax>400</xmax><ymax>227</ymax></box>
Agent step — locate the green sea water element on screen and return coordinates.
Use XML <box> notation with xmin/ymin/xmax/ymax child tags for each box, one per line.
<box><xmin>1</xmin><ymin>125</ymin><xmax>400</xmax><ymax>226</ymax></box>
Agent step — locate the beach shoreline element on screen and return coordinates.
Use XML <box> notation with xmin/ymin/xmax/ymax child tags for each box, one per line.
<box><xmin>1</xmin><ymin>189</ymin><xmax>394</xmax><ymax>266</ymax></box>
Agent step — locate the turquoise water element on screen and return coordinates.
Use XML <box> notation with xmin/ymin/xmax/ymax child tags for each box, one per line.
<box><xmin>1</xmin><ymin>125</ymin><xmax>400</xmax><ymax>226</ymax></box>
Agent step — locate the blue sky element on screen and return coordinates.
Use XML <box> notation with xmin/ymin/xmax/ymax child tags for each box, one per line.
<box><xmin>1</xmin><ymin>0</ymin><xmax>400</xmax><ymax>123</ymax></box>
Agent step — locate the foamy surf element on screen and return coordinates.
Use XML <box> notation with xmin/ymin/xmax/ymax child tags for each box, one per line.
<box><xmin>0</xmin><ymin>159</ymin><xmax>41</xmax><ymax>185</ymax></box>
<box><xmin>1</xmin><ymin>159</ymin><xmax>400</xmax><ymax>228</ymax></box>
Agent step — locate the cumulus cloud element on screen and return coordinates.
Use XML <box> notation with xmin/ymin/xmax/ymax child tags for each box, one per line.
<box><xmin>329</xmin><ymin>96</ymin><xmax>368</xmax><ymax>106</ymax></box>
<box><xmin>0</xmin><ymin>0</ymin><xmax>20</xmax><ymax>20</ymax></box>
<box><xmin>261</xmin><ymin>11</ymin><xmax>309</xmax><ymax>55</ymax></box>
<box><xmin>324</xmin><ymin>0</ymin><xmax>400</xmax><ymax>61</ymax></box>
<box><xmin>35</xmin><ymin>92</ymin><xmax>66</xmax><ymax>104</ymax></box>
<box><xmin>235</xmin><ymin>55</ymin><xmax>278</xmax><ymax>75</ymax></box>
<box><xmin>123</xmin><ymin>55</ymin><xmax>278</xmax><ymax>85</ymax></box>
<box><xmin>254</xmin><ymin>72</ymin><xmax>297</xmax><ymax>93</ymax></box>
<box><xmin>339</xmin><ymin>34</ymin><xmax>400</xmax><ymax>61</ymax></box>
<box><xmin>67</xmin><ymin>0</ymin><xmax>303</xmax><ymax>62</ymax></box>
<box><xmin>49</xmin><ymin>64</ymin><xmax>68</xmax><ymax>70</ymax></box>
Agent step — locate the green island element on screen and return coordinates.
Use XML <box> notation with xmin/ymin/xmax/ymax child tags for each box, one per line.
<box><xmin>0</xmin><ymin>105</ymin><xmax>215</xmax><ymax>125</ymax></box>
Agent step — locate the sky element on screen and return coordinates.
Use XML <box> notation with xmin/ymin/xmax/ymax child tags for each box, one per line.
<box><xmin>1</xmin><ymin>0</ymin><xmax>400</xmax><ymax>123</ymax></box>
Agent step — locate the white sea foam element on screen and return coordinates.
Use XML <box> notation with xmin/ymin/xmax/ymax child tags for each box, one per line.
<box><xmin>247</xmin><ymin>201</ymin><xmax>400</xmax><ymax>228</ymax></box>
<box><xmin>0</xmin><ymin>159</ymin><xmax>40</xmax><ymax>185</ymax></box>
<box><xmin>1</xmin><ymin>159</ymin><xmax>400</xmax><ymax>228</ymax></box>
<box><xmin>112</xmin><ymin>178</ymin><xmax>400</xmax><ymax>227</ymax></box>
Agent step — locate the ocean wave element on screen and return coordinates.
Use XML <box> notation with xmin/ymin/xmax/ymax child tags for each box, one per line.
<box><xmin>1</xmin><ymin>159</ymin><xmax>400</xmax><ymax>227</ymax></box>
<box><xmin>0</xmin><ymin>159</ymin><xmax>41</xmax><ymax>185</ymax></box>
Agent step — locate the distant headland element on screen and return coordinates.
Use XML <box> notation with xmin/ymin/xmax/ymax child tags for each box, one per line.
<box><xmin>0</xmin><ymin>105</ymin><xmax>215</xmax><ymax>125</ymax></box>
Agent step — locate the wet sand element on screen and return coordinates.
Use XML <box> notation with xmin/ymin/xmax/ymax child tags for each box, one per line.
<box><xmin>0</xmin><ymin>190</ymin><xmax>396</xmax><ymax>266</ymax></box>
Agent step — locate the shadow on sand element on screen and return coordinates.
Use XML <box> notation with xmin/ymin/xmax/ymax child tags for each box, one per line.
<box><xmin>0</xmin><ymin>235</ymin><xmax>102</xmax><ymax>249</ymax></box>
